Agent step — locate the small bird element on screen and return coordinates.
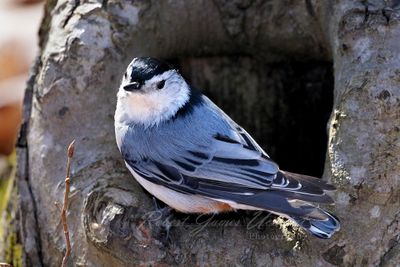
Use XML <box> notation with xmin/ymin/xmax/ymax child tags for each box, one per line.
<box><xmin>115</xmin><ymin>57</ymin><xmax>340</xmax><ymax>239</ymax></box>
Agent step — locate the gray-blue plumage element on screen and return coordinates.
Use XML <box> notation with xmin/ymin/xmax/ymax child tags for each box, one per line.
<box><xmin>121</xmin><ymin>90</ymin><xmax>276</xmax><ymax>187</ymax></box>
<box><xmin>120</xmin><ymin>90</ymin><xmax>334</xmax><ymax>218</ymax></box>
<box><xmin>116</xmin><ymin>57</ymin><xmax>340</xmax><ymax>239</ymax></box>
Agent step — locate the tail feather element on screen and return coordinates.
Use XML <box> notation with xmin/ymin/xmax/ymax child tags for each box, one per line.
<box><xmin>282</xmin><ymin>171</ymin><xmax>336</xmax><ymax>190</ymax></box>
<box><xmin>203</xmin><ymin>170</ymin><xmax>340</xmax><ymax>238</ymax></box>
<box><xmin>268</xmin><ymin>171</ymin><xmax>336</xmax><ymax>207</ymax></box>
<box><xmin>272</xmin><ymin>171</ymin><xmax>335</xmax><ymax>195</ymax></box>
<box><xmin>246</xmin><ymin>170</ymin><xmax>340</xmax><ymax>238</ymax></box>
<box><xmin>272</xmin><ymin>171</ymin><xmax>340</xmax><ymax>238</ymax></box>
<box><xmin>275</xmin><ymin>190</ymin><xmax>334</xmax><ymax>204</ymax></box>
<box><xmin>289</xmin><ymin>209</ymin><xmax>340</xmax><ymax>239</ymax></box>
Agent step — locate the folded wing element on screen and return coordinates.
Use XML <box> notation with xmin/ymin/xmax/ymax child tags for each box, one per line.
<box><xmin>126</xmin><ymin>123</ymin><xmax>334</xmax><ymax>220</ymax></box>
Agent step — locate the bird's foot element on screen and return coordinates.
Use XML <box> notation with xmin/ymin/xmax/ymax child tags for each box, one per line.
<box><xmin>151</xmin><ymin>197</ymin><xmax>173</xmax><ymax>243</ymax></box>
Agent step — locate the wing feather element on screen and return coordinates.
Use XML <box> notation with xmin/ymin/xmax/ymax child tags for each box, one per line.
<box><xmin>124</xmin><ymin>95</ymin><xmax>334</xmax><ymax>218</ymax></box>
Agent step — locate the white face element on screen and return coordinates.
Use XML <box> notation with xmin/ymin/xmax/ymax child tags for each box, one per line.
<box><xmin>115</xmin><ymin>69</ymin><xmax>190</xmax><ymax>127</ymax></box>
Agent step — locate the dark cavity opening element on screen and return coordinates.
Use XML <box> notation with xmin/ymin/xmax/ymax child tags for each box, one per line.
<box><xmin>180</xmin><ymin>57</ymin><xmax>334</xmax><ymax>177</ymax></box>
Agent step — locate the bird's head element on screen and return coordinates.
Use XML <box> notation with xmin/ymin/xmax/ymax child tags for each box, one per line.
<box><xmin>116</xmin><ymin>57</ymin><xmax>190</xmax><ymax>126</ymax></box>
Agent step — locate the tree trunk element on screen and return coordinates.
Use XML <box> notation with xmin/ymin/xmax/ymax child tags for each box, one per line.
<box><xmin>13</xmin><ymin>0</ymin><xmax>400</xmax><ymax>266</ymax></box>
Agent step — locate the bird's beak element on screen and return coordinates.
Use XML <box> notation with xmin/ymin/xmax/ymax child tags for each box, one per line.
<box><xmin>123</xmin><ymin>81</ymin><xmax>141</xmax><ymax>92</ymax></box>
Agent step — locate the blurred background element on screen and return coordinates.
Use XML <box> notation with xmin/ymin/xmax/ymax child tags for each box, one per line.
<box><xmin>0</xmin><ymin>0</ymin><xmax>43</xmax><ymax>173</ymax></box>
<box><xmin>0</xmin><ymin>1</ymin><xmax>43</xmax><ymax>263</ymax></box>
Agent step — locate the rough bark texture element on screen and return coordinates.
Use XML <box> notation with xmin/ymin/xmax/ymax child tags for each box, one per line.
<box><xmin>14</xmin><ymin>0</ymin><xmax>400</xmax><ymax>266</ymax></box>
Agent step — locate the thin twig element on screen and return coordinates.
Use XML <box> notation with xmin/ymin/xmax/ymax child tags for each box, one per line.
<box><xmin>60</xmin><ymin>140</ymin><xmax>75</xmax><ymax>267</ymax></box>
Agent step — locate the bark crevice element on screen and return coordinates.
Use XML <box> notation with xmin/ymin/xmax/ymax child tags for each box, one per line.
<box><xmin>16</xmin><ymin>57</ymin><xmax>44</xmax><ymax>267</ymax></box>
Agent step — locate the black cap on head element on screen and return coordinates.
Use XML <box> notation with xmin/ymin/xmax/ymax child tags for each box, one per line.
<box><xmin>128</xmin><ymin>57</ymin><xmax>174</xmax><ymax>83</ymax></box>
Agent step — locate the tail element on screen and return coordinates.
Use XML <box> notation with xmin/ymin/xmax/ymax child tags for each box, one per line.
<box><xmin>289</xmin><ymin>209</ymin><xmax>340</xmax><ymax>239</ymax></box>
<box><xmin>203</xmin><ymin>170</ymin><xmax>341</xmax><ymax>238</ymax></box>
<box><xmin>272</xmin><ymin>170</ymin><xmax>340</xmax><ymax>238</ymax></box>
<box><xmin>220</xmin><ymin>170</ymin><xmax>341</xmax><ymax>238</ymax></box>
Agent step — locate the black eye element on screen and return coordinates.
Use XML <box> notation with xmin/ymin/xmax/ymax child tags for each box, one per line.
<box><xmin>156</xmin><ymin>80</ymin><xmax>165</xmax><ymax>90</ymax></box>
<box><xmin>124</xmin><ymin>72</ymin><xmax>128</xmax><ymax>79</ymax></box>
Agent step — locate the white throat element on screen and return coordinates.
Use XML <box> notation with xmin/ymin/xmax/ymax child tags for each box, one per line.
<box><xmin>115</xmin><ymin>70</ymin><xmax>190</xmax><ymax>127</ymax></box>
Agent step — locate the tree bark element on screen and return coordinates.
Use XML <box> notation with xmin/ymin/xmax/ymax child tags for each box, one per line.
<box><xmin>14</xmin><ymin>0</ymin><xmax>400</xmax><ymax>266</ymax></box>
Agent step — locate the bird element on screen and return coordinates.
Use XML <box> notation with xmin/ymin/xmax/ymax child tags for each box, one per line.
<box><xmin>114</xmin><ymin>57</ymin><xmax>340</xmax><ymax>239</ymax></box>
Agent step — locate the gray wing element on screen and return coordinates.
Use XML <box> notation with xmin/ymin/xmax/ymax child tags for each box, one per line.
<box><xmin>126</xmin><ymin>124</ymin><xmax>334</xmax><ymax>218</ymax></box>
<box><xmin>125</xmin><ymin>95</ymin><xmax>334</xmax><ymax>217</ymax></box>
<box><xmin>128</xmin><ymin>123</ymin><xmax>279</xmax><ymax>191</ymax></box>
